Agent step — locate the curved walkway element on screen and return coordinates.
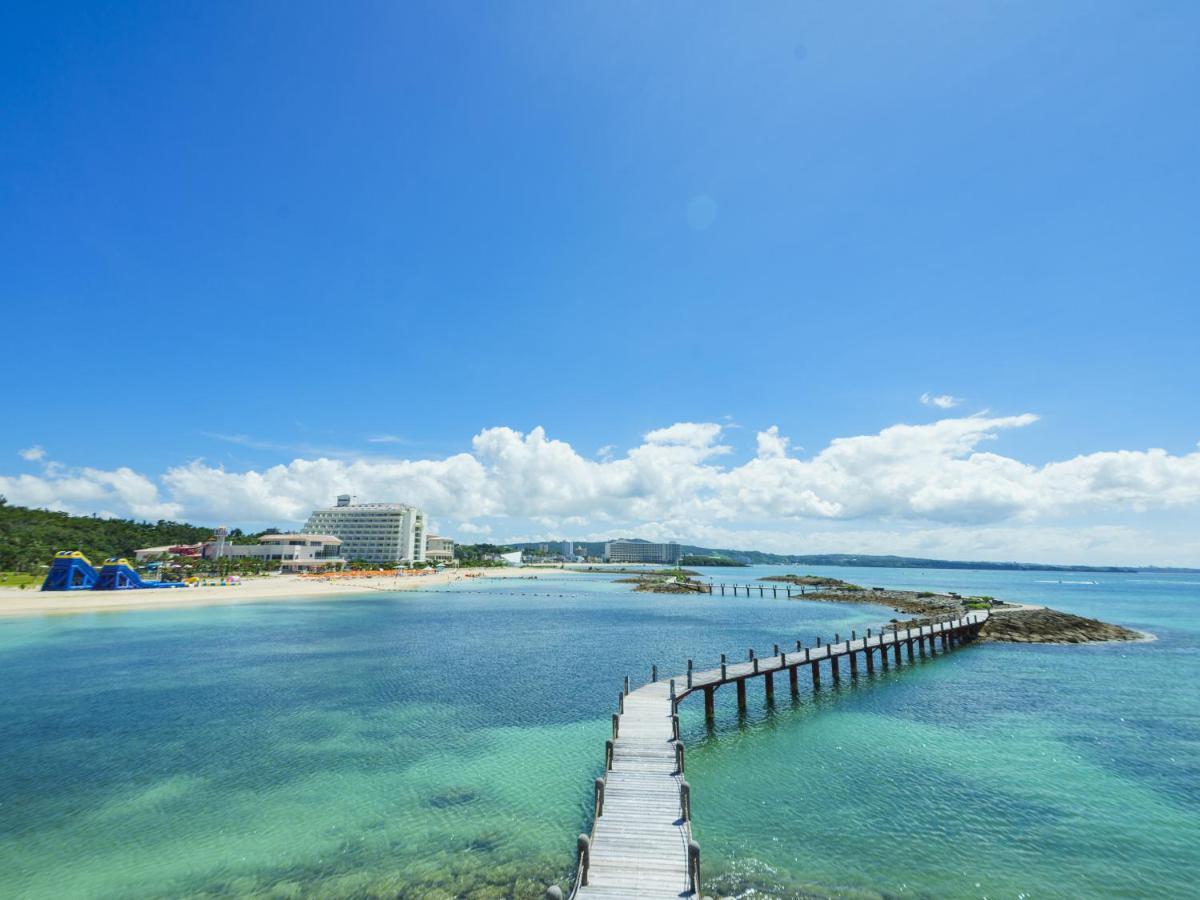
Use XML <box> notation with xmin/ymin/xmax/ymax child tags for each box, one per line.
<box><xmin>564</xmin><ymin>611</ymin><xmax>988</xmax><ymax>899</ymax></box>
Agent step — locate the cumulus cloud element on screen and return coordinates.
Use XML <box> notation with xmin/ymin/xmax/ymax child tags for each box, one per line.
<box><xmin>0</xmin><ymin>462</ymin><xmax>181</xmax><ymax>520</ymax></box>
<box><xmin>755</xmin><ymin>426</ymin><xmax>790</xmax><ymax>460</ymax></box>
<box><xmin>19</xmin><ymin>446</ymin><xmax>46</xmax><ymax>461</ymax></box>
<box><xmin>3</xmin><ymin>416</ymin><xmax>1200</xmax><ymax>563</ymax></box>
<box><xmin>921</xmin><ymin>392</ymin><xmax>962</xmax><ymax>409</ymax></box>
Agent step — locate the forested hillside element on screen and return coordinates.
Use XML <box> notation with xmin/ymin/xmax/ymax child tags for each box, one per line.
<box><xmin>0</xmin><ymin>499</ymin><xmax>216</xmax><ymax>572</ymax></box>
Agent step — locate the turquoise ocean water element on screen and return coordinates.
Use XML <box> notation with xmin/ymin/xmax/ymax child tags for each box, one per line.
<box><xmin>0</xmin><ymin>566</ymin><xmax>1196</xmax><ymax>898</ymax></box>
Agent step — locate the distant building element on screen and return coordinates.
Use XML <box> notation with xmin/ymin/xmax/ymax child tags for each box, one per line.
<box><xmin>500</xmin><ymin>550</ymin><xmax>523</xmax><ymax>567</ymax></box>
<box><xmin>560</xmin><ymin>540</ymin><xmax>574</xmax><ymax>558</ymax></box>
<box><xmin>134</xmin><ymin>543</ymin><xmax>204</xmax><ymax>562</ymax></box>
<box><xmin>201</xmin><ymin>534</ymin><xmax>344</xmax><ymax>570</ymax></box>
<box><xmin>604</xmin><ymin>540</ymin><xmax>682</xmax><ymax>565</ymax></box>
<box><xmin>302</xmin><ymin>495</ymin><xmax>427</xmax><ymax>565</ymax></box>
<box><xmin>425</xmin><ymin>535</ymin><xmax>455</xmax><ymax>563</ymax></box>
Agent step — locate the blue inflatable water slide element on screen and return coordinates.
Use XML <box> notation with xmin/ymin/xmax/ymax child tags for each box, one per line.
<box><xmin>41</xmin><ymin>551</ymin><xmax>187</xmax><ymax>591</ymax></box>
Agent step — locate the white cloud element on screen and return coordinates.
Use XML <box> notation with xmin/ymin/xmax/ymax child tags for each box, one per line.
<box><xmin>4</xmin><ymin>416</ymin><xmax>1200</xmax><ymax>564</ymax></box>
<box><xmin>367</xmin><ymin>434</ymin><xmax>408</xmax><ymax>444</ymax></box>
<box><xmin>0</xmin><ymin>464</ymin><xmax>181</xmax><ymax>520</ymax></box>
<box><xmin>755</xmin><ymin>426</ymin><xmax>790</xmax><ymax>460</ymax></box>
<box><xmin>19</xmin><ymin>446</ymin><xmax>46</xmax><ymax>462</ymax></box>
<box><xmin>643</xmin><ymin>422</ymin><xmax>727</xmax><ymax>450</ymax></box>
<box><xmin>921</xmin><ymin>392</ymin><xmax>962</xmax><ymax>409</ymax></box>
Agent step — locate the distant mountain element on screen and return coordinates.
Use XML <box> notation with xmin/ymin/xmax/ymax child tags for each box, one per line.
<box><xmin>506</xmin><ymin>539</ymin><xmax>1184</xmax><ymax>573</ymax></box>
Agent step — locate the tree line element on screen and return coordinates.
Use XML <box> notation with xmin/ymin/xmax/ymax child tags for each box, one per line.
<box><xmin>0</xmin><ymin>498</ymin><xmax>216</xmax><ymax>572</ymax></box>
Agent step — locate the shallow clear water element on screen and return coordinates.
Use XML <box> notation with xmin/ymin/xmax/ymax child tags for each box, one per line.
<box><xmin>0</xmin><ymin>566</ymin><xmax>1196</xmax><ymax>898</ymax></box>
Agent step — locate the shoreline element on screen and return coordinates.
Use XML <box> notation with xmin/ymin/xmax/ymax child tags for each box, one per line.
<box><xmin>0</xmin><ymin>568</ymin><xmax>553</xmax><ymax>619</ymax></box>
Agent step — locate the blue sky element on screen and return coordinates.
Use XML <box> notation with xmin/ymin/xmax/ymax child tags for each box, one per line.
<box><xmin>2</xmin><ymin>2</ymin><xmax>1198</xmax><ymax>564</ymax></box>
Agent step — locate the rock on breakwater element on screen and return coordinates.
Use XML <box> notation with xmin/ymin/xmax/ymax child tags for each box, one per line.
<box><xmin>755</xmin><ymin>575</ymin><xmax>1141</xmax><ymax>644</ymax></box>
<box><xmin>979</xmin><ymin>607</ymin><xmax>1144</xmax><ymax>643</ymax></box>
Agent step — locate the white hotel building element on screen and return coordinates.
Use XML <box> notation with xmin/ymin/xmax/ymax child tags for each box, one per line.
<box><xmin>303</xmin><ymin>496</ymin><xmax>427</xmax><ymax>565</ymax></box>
<box><xmin>604</xmin><ymin>540</ymin><xmax>682</xmax><ymax>565</ymax></box>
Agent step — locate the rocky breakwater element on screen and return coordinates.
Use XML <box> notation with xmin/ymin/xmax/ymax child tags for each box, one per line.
<box><xmin>760</xmin><ymin>575</ymin><xmax>1142</xmax><ymax>644</ymax></box>
<box><xmin>980</xmin><ymin>606</ymin><xmax>1143</xmax><ymax>643</ymax></box>
<box><xmin>618</xmin><ymin>573</ymin><xmax>709</xmax><ymax>594</ymax></box>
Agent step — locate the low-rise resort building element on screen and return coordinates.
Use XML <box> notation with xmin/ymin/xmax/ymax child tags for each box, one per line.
<box><xmin>138</xmin><ymin>532</ymin><xmax>345</xmax><ymax>570</ymax></box>
<box><xmin>425</xmin><ymin>535</ymin><xmax>455</xmax><ymax>563</ymax></box>
<box><xmin>205</xmin><ymin>533</ymin><xmax>345</xmax><ymax>570</ymax></box>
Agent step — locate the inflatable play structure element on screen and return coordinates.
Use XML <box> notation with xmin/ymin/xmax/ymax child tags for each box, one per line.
<box><xmin>41</xmin><ymin>551</ymin><xmax>187</xmax><ymax>591</ymax></box>
<box><xmin>41</xmin><ymin>551</ymin><xmax>100</xmax><ymax>590</ymax></box>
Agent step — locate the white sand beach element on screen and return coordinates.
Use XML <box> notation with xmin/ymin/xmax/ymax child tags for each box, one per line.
<box><xmin>0</xmin><ymin>567</ymin><xmax>560</xmax><ymax>619</ymax></box>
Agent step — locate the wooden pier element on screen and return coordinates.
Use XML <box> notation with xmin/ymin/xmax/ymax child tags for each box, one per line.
<box><xmin>554</xmin><ymin>611</ymin><xmax>988</xmax><ymax>899</ymax></box>
<box><xmin>695</xmin><ymin>582</ymin><xmax>835</xmax><ymax>599</ymax></box>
